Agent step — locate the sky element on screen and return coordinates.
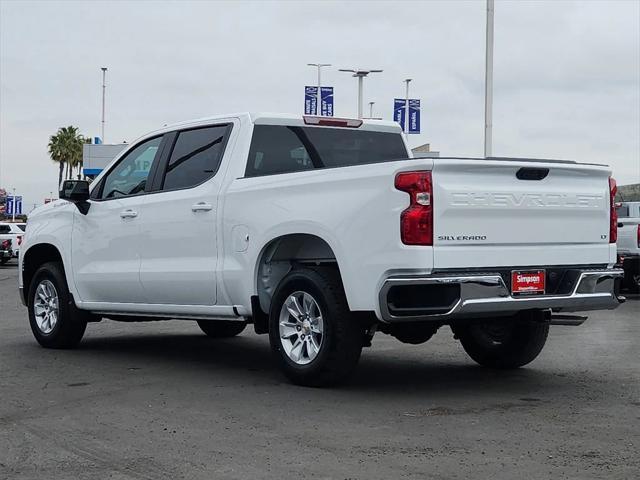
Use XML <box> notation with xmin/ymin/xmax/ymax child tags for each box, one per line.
<box><xmin>1</xmin><ymin>0</ymin><xmax>639</xmax><ymax>210</ymax></box>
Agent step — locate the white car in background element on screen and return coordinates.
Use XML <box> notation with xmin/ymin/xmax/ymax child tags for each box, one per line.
<box><xmin>0</xmin><ymin>222</ymin><xmax>26</xmax><ymax>259</ymax></box>
<box><xmin>616</xmin><ymin>201</ymin><xmax>640</xmax><ymax>292</ymax></box>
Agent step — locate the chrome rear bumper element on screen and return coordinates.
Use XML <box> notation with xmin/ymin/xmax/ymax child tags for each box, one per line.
<box><xmin>379</xmin><ymin>269</ymin><xmax>624</xmax><ymax>323</ymax></box>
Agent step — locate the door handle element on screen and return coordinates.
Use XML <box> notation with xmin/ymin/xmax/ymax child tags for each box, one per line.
<box><xmin>119</xmin><ymin>209</ymin><xmax>138</xmax><ymax>219</ymax></box>
<box><xmin>191</xmin><ymin>202</ymin><xmax>213</xmax><ymax>212</ymax></box>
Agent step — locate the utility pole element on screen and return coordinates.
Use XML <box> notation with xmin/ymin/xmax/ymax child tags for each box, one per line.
<box><xmin>12</xmin><ymin>187</ymin><xmax>16</xmax><ymax>222</ymax></box>
<box><xmin>404</xmin><ymin>78</ymin><xmax>412</xmax><ymax>139</ymax></box>
<box><xmin>484</xmin><ymin>0</ymin><xmax>494</xmax><ymax>158</ymax></box>
<box><xmin>307</xmin><ymin>63</ymin><xmax>331</xmax><ymax>114</ymax></box>
<box><xmin>101</xmin><ymin>67</ymin><xmax>108</xmax><ymax>143</ymax></box>
<box><xmin>368</xmin><ymin>101</ymin><xmax>375</xmax><ymax>118</ymax></box>
<box><xmin>339</xmin><ymin>68</ymin><xmax>383</xmax><ymax>119</ymax></box>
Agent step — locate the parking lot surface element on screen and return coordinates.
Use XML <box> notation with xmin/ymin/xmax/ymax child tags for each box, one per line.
<box><xmin>1</xmin><ymin>261</ymin><xmax>638</xmax><ymax>480</ymax></box>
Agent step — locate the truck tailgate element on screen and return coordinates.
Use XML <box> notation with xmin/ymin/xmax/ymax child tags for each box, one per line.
<box><xmin>431</xmin><ymin>159</ymin><xmax>614</xmax><ymax>269</ymax></box>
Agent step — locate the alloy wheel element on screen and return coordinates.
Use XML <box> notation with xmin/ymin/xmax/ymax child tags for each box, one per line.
<box><xmin>33</xmin><ymin>280</ymin><xmax>59</xmax><ymax>334</ymax></box>
<box><xmin>278</xmin><ymin>291</ymin><xmax>324</xmax><ymax>365</ymax></box>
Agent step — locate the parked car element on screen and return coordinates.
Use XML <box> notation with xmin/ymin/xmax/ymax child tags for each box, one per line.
<box><xmin>18</xmin><ymin>113</ymin><xmax>624</xmax><ymax>386</ymax></box>
<box><xmin>1</xmin><ymin>238</ymin><xmax>13</xmax><ymax>265</ymax></box>
<box><xmin>616</xmin><ymin>201</ymin><xmax>640</xmax><ymax>292</ymax></box>
<box><xmin>0</xmin><ymin>222</ymin><xmax>26</xmax><ymax>258</ymax></box>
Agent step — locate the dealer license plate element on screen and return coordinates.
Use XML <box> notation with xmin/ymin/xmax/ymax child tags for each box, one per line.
<box><xmin>511</xmin><ymin>270</ymin><xmax>545</xmax><ymax>295</ymax></box>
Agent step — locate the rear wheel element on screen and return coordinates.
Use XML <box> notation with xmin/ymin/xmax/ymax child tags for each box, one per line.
<box><xmin>197</xmin><ymin>320</ymin><xmax>246</xmax><ymax>338</ymax></box>
<box><xmin>28</xmin><ymin>262</ymin><xmax>87</xmax><ymax>348</ymax></box>
<box><xmin>269</xmin><ymin>267</ymin><xmax>364</xmax><ymax>387</ymax></box>
<box><xmin>453</xmin><ymin>311</ymin><xmax>549</xmax><ymax>369</ymax></box>
<box><xmin>623</xmin><ymin>259</ymin><xmax>640</xmax><ymax>293</ymax></box>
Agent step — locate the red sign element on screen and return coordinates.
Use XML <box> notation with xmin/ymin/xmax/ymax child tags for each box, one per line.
<box><xmin>511</xmin><ymin>270</ymin><xmax>545</xmax><ymax>295</ymax></box>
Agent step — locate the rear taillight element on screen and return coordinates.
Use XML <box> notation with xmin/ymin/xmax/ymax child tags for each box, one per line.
<box><xmin>395</xmin><ymin>171</ymin><xmax>433</xmax><ymax>245</ymax></box>
<box><xmin>609</xmin><ymin>177</ymin><xmax>617</xmax><ymax>243</ymax></box>
<box><xmin>1</xmin><ymin>239</ymin><xmax>10</xmax><ymax>250</ymax></box>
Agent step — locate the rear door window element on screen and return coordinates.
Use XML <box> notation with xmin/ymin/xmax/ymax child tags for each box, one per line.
<box><xmin>245</xmin><ymin>125</ymin><xmax>408</xmax><ymax>177</ymax></box>
<box><xmin>161</xmin><ymin>125</ymin><xmax>231</xmax><ymax>191</ymax></box>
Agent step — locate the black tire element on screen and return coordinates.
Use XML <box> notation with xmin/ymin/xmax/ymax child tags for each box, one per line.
<box><xmin>268</xmin><ymin>267</ymin><xmax>364</xmax><ymax>387</ymax></box>
<box><xmin>197</xmin><ymin>320</ymin><xmax>246</xmax><ymax>338</ymax></box>
<box><xmin>0</xmin><ymin>257</ymin><xmax>9</xmax><ymax>265</ymax></box>
<box><xmin>622</xmin><ymin>259</ymin><xmax>640</xmax><ymax>293</ymax></box>
<box><xmin>28</xmin><ymin>261</ymin><xmax>87</xmax><ymax>349</ymax></box>
<box><xmin>453</xmin><ymin>311</ymin><xmax>549</xmax><ymax>369</ymax></box>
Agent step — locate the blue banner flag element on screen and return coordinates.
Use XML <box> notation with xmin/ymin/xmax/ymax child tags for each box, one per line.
<box><xmin>320</xmin><ymin>87</ymin><xmax>334</xmax><ymax>117</ymax></box>
<box><xmin>305</xmin><ymin>86</ymin><xmax>318</xmax><ymax>115</ymax></box>
<box><xmin>393</xmin><ymin>99</ymin><xmax>406</xmax><ymax>130</ymax></box>
<box><xmin>408</xmin><ymin>99</ymin><xmax>421</xmax><ymax>134</ymax></box>
<box><xmin>6</xmin><ymin>195</ymin><xmax>22</xmax><ymax>216</ymax></box>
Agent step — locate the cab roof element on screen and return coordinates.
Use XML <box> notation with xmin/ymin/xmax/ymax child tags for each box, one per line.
<box><xmin>151</xmin><ymin>112</ymin><xmax>402</xmax><ymax>136</ymax></box>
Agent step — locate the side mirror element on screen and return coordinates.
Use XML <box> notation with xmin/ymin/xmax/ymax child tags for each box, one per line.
<box><xmin>59</xmin><ymin>180</ymin><xmax>90</xmax><ymax>202</ymax></box>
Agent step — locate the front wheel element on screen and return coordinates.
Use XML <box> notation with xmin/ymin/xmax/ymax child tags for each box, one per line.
<box><xmin>268</xmin><ymin>267</ymin><xmax>364</xmax><ymax>387</ymax></box>
<box><xmin>452</xmin><ymin>311</ymin><xmax>549</xmax><ymax>369</ymax></box>
<box><xmin>28</xmin><ymin>262</ymin><xmax>87</xmax><ymax>348</ymax></box>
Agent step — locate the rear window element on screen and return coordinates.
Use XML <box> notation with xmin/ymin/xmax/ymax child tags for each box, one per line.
<box><xmin>245</xmin><ymin>125</ymin><xmax>408</xmax><ymax>177</ymax></box>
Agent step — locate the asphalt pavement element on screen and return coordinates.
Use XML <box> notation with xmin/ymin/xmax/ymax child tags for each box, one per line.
<box><xmin>1</xmin><ymin>260</ymin><xmax>638</xmax><ymax>480</ymax></box>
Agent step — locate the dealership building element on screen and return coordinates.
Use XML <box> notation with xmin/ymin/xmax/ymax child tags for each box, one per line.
<box><xmin>82</xmin><ymin>143</ymin><xmax>128</xmax><ymax>179</ymax></box>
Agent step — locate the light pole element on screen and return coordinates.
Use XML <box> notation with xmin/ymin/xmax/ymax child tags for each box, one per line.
<box><xmin>484</xmin><ymin>0</ymin><xmax>494</xmax><ymax>158</ymax></box>
<box><xmin>101</xmin><ymin>67</ymin><xmax>108</xmax><ymax>143</ymax></box>
<box><xmin>403</xmin><ymin>79</ymin><xmax>412</xmax><ymax>139</ymax></box>
<box><xmin>339</xmin><ymin>68</ymin><xmax>383</xmax><ymax>119</ymax></box>
<box><xmin>12</xmin><ymin>187</ymin><xmax>16</xmax><ymax>222</ymax></box>
<box><xmin>308</xmin><ymin>63</ymin><xmax>331</xmax><ymax>114</ymax></box>
<box><xmin>368</xmin><ymin>101</ymin><xmax>375</xmax><ymax>118</ymax></box>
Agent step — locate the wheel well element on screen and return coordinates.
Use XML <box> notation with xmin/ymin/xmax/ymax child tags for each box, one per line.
<box><xmin>23</xmin><ymin>244</ymin><xmax>64</xmax><ymax>297</ymax></box>
<box><xmin>255</xmin><ymin>234</ymin><xmax>340</xmax><ymax>316</ymax></box>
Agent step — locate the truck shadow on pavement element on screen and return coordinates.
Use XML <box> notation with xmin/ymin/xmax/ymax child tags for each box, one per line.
<box><xmin>74</xmin><ymin>328</ymin><xmax>592</xmax><ymax>398</ymax></box>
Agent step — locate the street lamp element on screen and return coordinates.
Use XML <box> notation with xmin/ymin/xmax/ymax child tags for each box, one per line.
<box><xmin>403</xmin><ymin>78</ymin><xmax>412</xmax><ymax>138</ymax></box>
<box><xmin>308</xmin><ymin>63</ymin><xmax>331</xmax><ymax>114</ymax></box>
<box><xmin>339</xmin><ymin>68</ymin><xmax>383</xmax><ymax>119</ymax></box>
<box><xmin>368</xmin><ymin>101</ymin><xmax>375</xmax><ymax>118</ymax></box>
<box><xmin>101</xmin><ymin>67</ymin><xmax>108</xmax><ymax>143</ymax></box>
<box><xmin>484</xmin><ymin>0</ymin><xmax>494</xmax><ymax>158</ymax></box>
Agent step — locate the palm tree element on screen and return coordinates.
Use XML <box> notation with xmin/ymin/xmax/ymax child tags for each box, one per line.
<box><xmin>47</xmin><ymin>133</ymin><xmax>65</xmax><ymax>187</ymax></box>
<box><xmin>48</xmin><ymin>126</ymin><xmax>86</xmax><ymax>186</ymax></box>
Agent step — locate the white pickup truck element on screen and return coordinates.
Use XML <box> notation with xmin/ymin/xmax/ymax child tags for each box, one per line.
<box><xmin>616</xmin><ymin>201</ymin><xmax>640</xmax><ymax>292</ymax></box>
<box><xmin>18</xmin><ymin>113</ymin><xmax>624</xmax><ymax>386</ymax></box>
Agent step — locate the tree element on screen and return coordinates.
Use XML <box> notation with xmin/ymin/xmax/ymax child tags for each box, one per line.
<box><xmin>48</xmin><ymin>133</ymin><xmax>65</xmax><ymax>187</ymax></box>
<box><xmin>48</xmin><ymin>126</ymin><xmax>85</xmax><ymax>186</ymax></box>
